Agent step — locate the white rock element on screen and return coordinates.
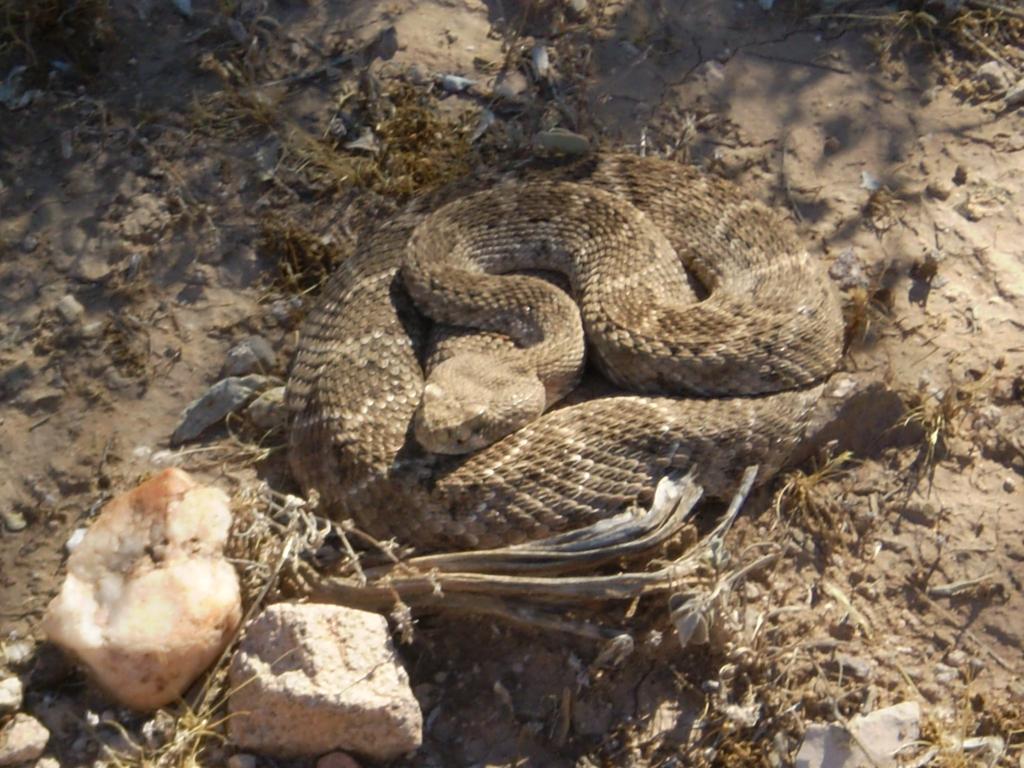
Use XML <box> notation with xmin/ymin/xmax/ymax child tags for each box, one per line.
<box><xmin>795</xmin><ymin>701</ymin><xmax>920</xmax><ymax>768</ymax></box>
<box><xmin>0</xmin><ymin>677</ymin><xmax>23</xmax><ymax>714</ymax></box>
<box><xmin>228</xmin><ymin>604</ymin><xmax>422</xmax><ymax>761</ymax></box>
<box><xmin>34</xmin><ymin>758</ymin><xmax>60</xmax><ymax>768</ymax></box>
<box><xmin>0</xmin><ymin>714</ymin><xmax>49</xmax><ymax>766</ymax></box>
<box><xmin>42</xmin><ymin>468</ymin><xmax>242</xmax><ymax>711</ymax></box>
<box><xmin>0</xmin><ymin>638</ymin><xmax>34</xmax><ymax>669</ymax></box>
<box><xmin>849</xmin><ymin>701</ymin><xmax>920</xmax><ymax>765</ymax></box>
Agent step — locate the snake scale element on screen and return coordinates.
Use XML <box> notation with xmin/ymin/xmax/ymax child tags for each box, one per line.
<box><xmin>286</xmin><ymin>154</ymin><xmax>844</xmax><ymax>551</ymax></box>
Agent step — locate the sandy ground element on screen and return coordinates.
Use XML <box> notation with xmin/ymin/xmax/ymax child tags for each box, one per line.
<box><xmin>1</xmin><ymin>0</ymin><xmax>1023</xmax><ymax>765</ymax></box>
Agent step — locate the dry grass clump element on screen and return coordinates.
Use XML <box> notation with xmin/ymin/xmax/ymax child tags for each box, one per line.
<box><xmin>919</xmin><ymin>688</ymin><xmax>1024</xmax><ymax>766</ymax></box>
<box><xmin>191</xmin><ymin>66</ymin><xmax>476</xmax><ymax>200</ymax></box>
<box><xmin>898</xmin><ymin>372</ymin><xmax>987</xmax><ymax>486</ymax></box>
<box><xmin>819</xmin><ymin>0</ymin><xmax>1024</xmax><ymax>91</ymax></box>
<box><xmin>0</xmin><ymin>0</ymin><xmax>112</xmax><ymax>76</ymax></box>
<box><xmin>773</xmin><ymin>449</ymin><xmax>856</xmax><ymax>548</ymax></box>
<box><xmin>276</xmin><ymin>81</ymin><xmax>476</xmax><ymax>198</ymax></box>
<box><xmin>258</xmin><ymin>214</ymin><xmax>341</xmax><ymax>294</ymax></box>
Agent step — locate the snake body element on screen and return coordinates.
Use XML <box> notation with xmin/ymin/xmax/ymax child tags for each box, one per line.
<box><xmin>286</xmin><ymin>154</ymin><xmax>844</xmax><ymax>550</ymax></box>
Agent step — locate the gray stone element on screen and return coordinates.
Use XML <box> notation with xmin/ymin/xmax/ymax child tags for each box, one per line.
<box><xmin>0</xmin><ymin>677</ymin><xmax>22</xmax><ymax>714</ymax></box>
<box><xmin>795</xmin><ymin>723</ymin><xmax>849</xmax><ymax>768</ymax></box>
<box><xmin>533</xmin><ymin>129</ymin><xmax>590</xmax><ymax>155</ymax></box>
<box><xmin>795</xmin><ymin>701</ymin><xmax>920</xmax><ymax>768</ymax></box>
<box><xmin>832</xmin><ymin>653</ymin><xmax>874</xmax><ymax>681</ymax></box>
<box><xmin>227</xmin><ymin>755</ymin><xmax>257</xmax><ymax>768</ymax></box>
<box><xmin>55</xmin><ymin>294</ymin><xmax>84</xmax><ymax>324</ymax></box>
<box><xmin>849</xmin><ymin>701</ymin><xmax>920</xmax><ymax>765</ymax></box>
<box><xmin>1005</xmin><ymin>78</ymin><xmax>1024</xmax><ymax>109</ymax></box>
<box><xmin>828</xmin><ymin>249</ymin><xmax>868</xmax><ymax>290</ymax></box>
<box><xmin>171</xmin><ymin>375</ymin><xmax>274</xmax><ymax>445</ymax></box>
<box><xmin>0</xmin><ymin>714</ymin><xmax>49</xmax><ymax>766</ymax></box>
<box><xmin>221</xmin><ymin>337</ymin><xmax>276</xmax><ymax>377</ymax></box>
<box><xmin>244</xmin><ymin>386</ymin><xmax>287</xmax><ymax>432</ymax></box>
<box><xmin>227</xmin><ymin>603</ymin><xmax>422</xmax><ymax>761</ymax></box>
<box><xmin>976</xmin><ymin>61</ymin><xmax>1010</xmax><ymax>93</ymax></box>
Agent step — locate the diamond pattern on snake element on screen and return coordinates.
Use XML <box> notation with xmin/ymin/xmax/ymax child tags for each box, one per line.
<box><xmin>286</xmin><ymin>153</ymin><xmax>844</xmax><ymax>551</ymax></box>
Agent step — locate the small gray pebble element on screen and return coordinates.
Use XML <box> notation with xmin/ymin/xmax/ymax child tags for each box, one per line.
<box><xmin>171</xmin><ymin>375</ymin><xmax>275</xmax><ymax>445</ymax></box>
<box><xmin>221</xmin><ymin>337</ymin><xmax>276</xmax><ymax>377</ymax></box>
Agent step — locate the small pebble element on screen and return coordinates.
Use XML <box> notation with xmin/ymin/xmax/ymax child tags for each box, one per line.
<box><xmin>925</xmin><ymin>180</ymin><xmax>952</xmax><ymax>201</ymax></box>
<box><xmin>533</xmin><ymin>128</ymin><xmax>590</xmax><ymax>155</ymax></box>
<box><xmin>439</xmin><ymin>74</ymin><xmax>475</xmax><ymax>93</ymax></box>
<box><xmin>566</xmin><ymin>0</ymin><xmax>588</xmax><ymax>16</ymax></box>
<box><xmin>828</xmin><ymin>248</ymin><xmax>868</xmax><ymax>290</ymax></box>
<box><xmin>245</xmin><ymin>386</ymin><xmax>287</xmax><ymax>432</ymax></box>
<box><xmin>0</xmin><ymin>676</ymin><xmax>23</xmax><ymax>714</ymax></box>
<box><xmin>934</xmin><ymin>662</ymin><xmax>959</xmax><ymax>685</ymax></box>
<box><xmin>1</xmin><ymin>507</ymin><xmax>27</xmax><ymax>532</ymax></box>
<box><xmin>531</xmin><ymin>44</ymin><xmax>550</xmax><ymax>80</ymax></box>
<box><xmin>317</xmin><ymin>752</ymin><xmax>363</xmax><ymax>768</ymax></box>
<box><xmin>1004</xmin><ymin>478</ymin><xmax>1016</xmax><ymax>493</ymax></box>
<box><xmin>55</xmin><ymin>294</ymin><xmax>84</xmax><ymax>324</ymax></box>
<box><xmin>20</xmin><ymin>235</ymin><xmax>39</xmax><ymax>253</ymax></box>
<box><xmin>171</xmin><ymin>375</ymin><xmax>275</xmax><ymax>445</ymax></box>
<box><xmin>81</xmin><ymin>320</ymin><xmax>105</xmax><ymax>339</ymax></box>
<box><xmin>945</xmin><ymin>649</ymin><xmax>968</xmax><ymax>667</ymax></box>
<box><xmin>834</xmin><ymin>653</ymin><xmax>874</xmax><ymax>681</ymax></box>
<box><xmin>221</xmin><ymin>336</ymin><xmax>276</xmax><ymax>377</ymax></box>
<box><xmin>227</xmin><ymin>755</ymin><xmax>257</xmax><ymax>768</ymax></box>
<box><xmin>0</xmin><ymin>713</ymin><xmax>50</xmax><ymax>765</ymax></box>
<box><xmin>975</xmin><ymin>60</ymin><xmax>1010</xmax><ymax>93</ymax></box>
<box><xmin>1005</xmin><ymin>78</ymin><xmax>1024</xmax><ymax>109</ymax></box>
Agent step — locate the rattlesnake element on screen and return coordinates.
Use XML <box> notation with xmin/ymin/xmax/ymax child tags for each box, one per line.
<box><xmin>286</xmin><ymin>154</ymin><xmax>844</xmax><ymax>551</ymax></box>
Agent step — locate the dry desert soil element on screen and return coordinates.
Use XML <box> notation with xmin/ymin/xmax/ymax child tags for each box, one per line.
<box><xmin>1</xmin><ymin>0</ymin><xmax>1023</xmax><ymax>766</ymax></box>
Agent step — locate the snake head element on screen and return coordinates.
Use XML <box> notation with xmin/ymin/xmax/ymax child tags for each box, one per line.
<box><xmin>413</xmin><ymin>355</ymin><xmax>547</xmax><ymax>455</ymax></box>
<box><xmin>414</xmin><ymin>382</ymin><xmax>491</xmax><ymax>454</ymax></box>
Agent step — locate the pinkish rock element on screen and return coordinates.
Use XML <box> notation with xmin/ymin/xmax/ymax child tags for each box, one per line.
<box><xmin>228</xmin><ymin>604</ymin><xmax>422</xmax><ymax>761</ymax></box>
<box><xmin>0</xmin><ymin>714</ymin><xmax>49</xmax><ymax>766</ymax></box>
